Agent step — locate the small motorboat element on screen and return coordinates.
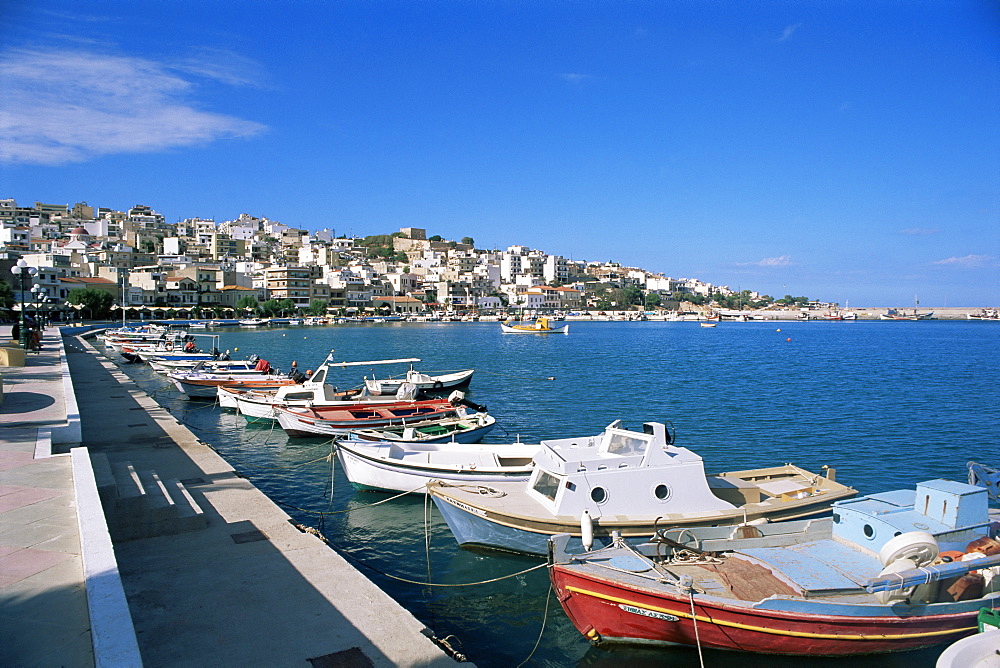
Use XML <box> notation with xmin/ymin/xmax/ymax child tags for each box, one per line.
<box><xmin>500</xmin><ymin>317</ymin><xmax>569</xmax><ymax>334</ymax></box>
<box><xmin>220</xmin><ymin>352</ymin><xmax>422</xmax><ymax>418</ymax></box>
<box><xmin>335</xmin><ymin>435</ymin><xmax>538</xmax><ymax>493</ymax></box>
<box><xmin>275</xmin><ymin>396</ymin><xmax>472</xmax><ymax>438</ymax></box>
<box><xmin>427</xmin><ymin>420</ymin><xmax>857</xmax><ymax>556</ymax></box>
<box><xmin>937</xmin><ymin>608</ymin><xmax>1000</xmax><ymax>667</ymax></box>
<box><xmin>549</xmin><ymin>477</ymin><xmax>1000</xmax><ymax>656</ymax></box>
<box><xmin>168</xmin><ymin>359</ymin><xmax>296</xmax><ymax>399</ymax></box>
<box><xmin>349</xmin><ymin>411</ymin><xmax>496</xmax><ymax>444</ymax></box>
<box><xmin>363</xmin><ymin>366</ymin><xmax>474</xmax><ymax>395</ymax></box>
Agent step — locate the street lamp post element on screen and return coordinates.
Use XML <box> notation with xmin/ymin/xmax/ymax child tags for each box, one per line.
<box><xmin>31</xmin><ymin>284</ymin><xmax>43</xmax><ymax>331</ymax></box>
<box><xmin>10</xmin><ymin>259</ymin><xmax>37</xmax><ymax>350</ymax></box>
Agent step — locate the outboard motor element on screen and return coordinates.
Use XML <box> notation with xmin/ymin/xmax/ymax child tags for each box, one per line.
<box><xmin>448</xmin><ymin>390</ymin><xmax>487</xmax><ymax>413</ymax></box>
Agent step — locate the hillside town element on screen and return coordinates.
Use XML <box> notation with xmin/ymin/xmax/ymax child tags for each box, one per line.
<box><xmin>1</xmin><ymin>198</ymin><xmax>795</xmax><ymax>321</ymax></box>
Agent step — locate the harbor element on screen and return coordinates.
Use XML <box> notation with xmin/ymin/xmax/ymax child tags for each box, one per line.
<box><xmin>0</xmin><ymin>322</ymin><xmax>462</xmax><ymax>667</ymax></box>
<box><xmin>2</xmin><ymin>317</ymin><xmax>999</xmax><ymax>667</ymax></box>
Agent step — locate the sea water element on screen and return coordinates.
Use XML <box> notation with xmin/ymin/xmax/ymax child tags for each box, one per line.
<box><xmin>120</xmin><ymin>320</ymin><xmax>1000</xmax><ymax>667</ymax></box>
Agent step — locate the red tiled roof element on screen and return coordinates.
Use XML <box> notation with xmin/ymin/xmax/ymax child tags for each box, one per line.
<box><xmin>59</xmin><ymin>276</ymin><xmax>116</xmax><ymax>285</ymax></box>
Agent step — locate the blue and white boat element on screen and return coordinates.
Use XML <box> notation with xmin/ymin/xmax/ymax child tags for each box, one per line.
<box><xmin>335</xmin><ymin>434</ymin><xmax>537</xmax><ymax>494</ymax></box>
<box><xmin>427</xmin><ymin>420</ymin><xmax>857</xmax><ymax>556</ymax></box>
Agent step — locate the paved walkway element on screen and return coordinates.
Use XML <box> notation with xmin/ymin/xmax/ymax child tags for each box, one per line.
<box><xmin>0</xmin><ymin>326</ymin><xmax>93</xmax><ymax>666</ymax></box>
<box><xmin>1</xmin><ymin>325</ymin><xmax>459</xmax><ymax>667</ymax></box>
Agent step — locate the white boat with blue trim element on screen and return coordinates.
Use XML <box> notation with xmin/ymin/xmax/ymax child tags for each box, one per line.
<box><xmin>427</xmin><ymin>420</ymin><xmax>856</xmax><ymax>556</ymax></box>
<box><xmin>335</xmin><ymin>434</ymin><xmax>537</xmax><ymax>493</ymax></box>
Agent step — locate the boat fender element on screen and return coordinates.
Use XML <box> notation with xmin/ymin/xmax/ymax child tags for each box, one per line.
<box><xmin>581</xmin><ymin>510</ymin><xmax>594</xmax><ymax>551</ymax></box>
<box><xmin>878</xmin><ymin>531</ymin><xmax>939</xmax><ymax>567</ymax></box>
<box><xmin>165</xmin><ymin>342</ymin><xmax>173</xmax><ymax>351</ymax></box>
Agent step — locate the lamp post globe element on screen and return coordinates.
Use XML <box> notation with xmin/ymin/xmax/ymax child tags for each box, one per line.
<box><xmin>10</xmin><ymin>259</ymin><xmax>37</xmax><ymax>349</ymax></box>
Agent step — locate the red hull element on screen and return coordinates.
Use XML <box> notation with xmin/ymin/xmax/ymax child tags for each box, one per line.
<box><xmin>551</xmin><ymin>567</ymin><xmax>978</xmax><ymax>655</ymax></box>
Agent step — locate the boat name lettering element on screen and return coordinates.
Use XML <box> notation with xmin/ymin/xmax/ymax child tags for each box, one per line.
<box><xmin>449</xmin><ymin>499</ymin><xmax>486</xmax><ymax>517</ymax></box>
<box><xmin>619</xmin><ymin>604</ymin><xmax>678</xmax><ymax>622</ymax></box>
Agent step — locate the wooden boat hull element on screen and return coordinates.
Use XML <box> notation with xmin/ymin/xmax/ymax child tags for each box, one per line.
<box><xmin>170</xmin><ymin>377</ymin><xmax>297</xmax><ymax>399</ymax></box>
<box><xmin>335</xmin><ymin>439</ymin><xmax>534</xmax><ymax>493</ymax></box>
<box><xmin>550</xmin><ymin>566</ymin><xmax>981</xmax><ymax>655</ymax></box>
<box><xmin>427</xmin><ymin>465</ymin><xmax>856</xmax><ymax>556</ymax></box>
<box><xmin>351</xmin><ymin>414</ymin><xmax>495</xmax><ymax>444</ymax></box>
<box><xmin>275</xmin><ymin>401</ymin><xmax>461</xmax><ymax>437</ymax></box>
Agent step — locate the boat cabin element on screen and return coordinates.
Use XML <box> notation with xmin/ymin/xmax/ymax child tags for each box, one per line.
<box><xmin>831</xmin><ymin>479</ymin><xmax>990</xmax><ymax>555</ymax></box>
<box><xmin>525</xmin><ymin>421</ymin><xmax>737</xmax><ymax>519</ymax></box>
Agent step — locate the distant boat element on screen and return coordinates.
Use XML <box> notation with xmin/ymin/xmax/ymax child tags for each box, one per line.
<box><xmin>239</xmin><ymin>318</ymin><xmax>270</xmax><ymax>326</ymax></box>
<box><xmin>700</xmin><ymin>322</ymin><xmax>717</xmax><ymax>328</ymax></box>
<box><xmin>880</xmin><ymin>309</ymin><xmax>935</xmax><ymax>321</ymax></box>
<box><xmin>500</xmin><ymin>317</ymin><xmax>569</xmax><ymax>334</ymax></box>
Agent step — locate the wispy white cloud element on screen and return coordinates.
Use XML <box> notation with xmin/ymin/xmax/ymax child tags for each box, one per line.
<box><xmin>931</xmin><ymin>254</ymin><xmax>993</xmax><ymax>268</ymax></box>
<box><xmin>739</xmin><ymin>255</ymin><xmax>794</xmax><ymax>267</ymax></box>
<box><xmin>777</xmin><ymin>23</ymin><xmax>802</xmax><ymax>42</ymax></box>
<box><xmin>0</xmin><ymin>48</ymin><xmax>267</xmax><ymax>166</ymax></box>
<box><xmin>559</xmin><ymin>73</ymin><xmax>592</xmax><ymax>85</ymax></box>
<box><xmin>899</xmin><ymin>227</ymin><xmax>940</xmax><ymax>236</ymax></box>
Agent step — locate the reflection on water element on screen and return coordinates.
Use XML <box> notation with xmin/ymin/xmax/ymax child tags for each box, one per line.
<box><xmin>112</xmin><ymin>320</ymin><xmax>999</xmax><ymax>667</ymax></box>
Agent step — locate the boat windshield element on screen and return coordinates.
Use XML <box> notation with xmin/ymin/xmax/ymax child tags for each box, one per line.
<box><xmin>532</xmin><ymin>470</ymin><xmax>561</xmax><ymax>502</ymax></box>
<box><xmin>604</xmin><ymin>432</ymin><xmax>649</xmax><ymax>457</ymax></box>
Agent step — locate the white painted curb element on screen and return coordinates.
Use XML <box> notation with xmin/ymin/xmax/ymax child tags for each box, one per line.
<box><xmin>71</xmin><ymin>446</ymin><xmax>143</xmax><ymax>668</ymax></box>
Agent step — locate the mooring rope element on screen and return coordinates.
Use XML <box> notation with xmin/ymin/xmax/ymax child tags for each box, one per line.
<box><xmin>274</xmin><ymin>485</ymin><xmax>426</xmax><ymax>516</ymax></box>
<box><xmin>516</xmin><ymin>583</ymin><xmax>553</xmax><ymax>668</ymax></box>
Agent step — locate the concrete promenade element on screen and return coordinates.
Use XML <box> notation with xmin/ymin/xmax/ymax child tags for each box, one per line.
<box><xmin>1</xmin><ymin>325</ymin><xmax>459</xmax><ymax>667</ymax></box>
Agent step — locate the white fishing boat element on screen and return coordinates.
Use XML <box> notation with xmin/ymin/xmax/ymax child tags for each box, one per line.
<box><xmin>363</xmin><ymin>366</ymin><xmax>474</xmax><ymax>395</ymax></box>
<box><xmin>428</xmin><ymin>420</ymin><xmax>857</xmax><ymax>556</ymax></box>
<box><xmin>221</xmin><ymin>352</ymin><xmax>423</xmax><ymax>419</ymax></box>
<box><xmin>276</xmin><ymin>397</ymin><xmax>469</xmax><ymax>438</ymax></box>
<box><xmin>335</xmin><ymin>435</ymin><xmax>538</xmax><ymax>493</ymax></box>
<box><xmin>349</xmin><ymin>411</ymin><xmax>496</xmax><ymax>444</ymax></box>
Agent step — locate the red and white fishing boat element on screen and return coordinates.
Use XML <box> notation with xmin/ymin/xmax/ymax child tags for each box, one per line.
<box><xmin>169</xmin><ymin>359</ymin><xmax>298</xmax><ymax>399</ymax></box>
<box><xmin>275</xmin><ymin>396</ymin><xmax>472</xmax><ymax>437</ymax></box>
<box><xmin>549</xmin><ymin>476</ymin><xmax>1000</xmax><ymax>656</ymax></box>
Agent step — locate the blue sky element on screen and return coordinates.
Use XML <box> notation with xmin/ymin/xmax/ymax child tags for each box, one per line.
<box><xmin>1</xmin><ymin>1</ymin><xmax>997</xmax><ymax>306</ymax></box>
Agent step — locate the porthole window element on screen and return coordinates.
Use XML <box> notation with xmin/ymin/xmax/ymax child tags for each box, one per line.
<box><xmin>590</xmin><ymin>487</ymin><xmax>607</xmax><ymax>504</ymax></box>
<box><xmin>654</xmin><ymin>484</ymin><xmax>671</xmax><ymax>501</ymax></box>
<box><xmin>863</xmin><ymin>524</ymin><xmax>875</xmax><ymax>539</ymax></box>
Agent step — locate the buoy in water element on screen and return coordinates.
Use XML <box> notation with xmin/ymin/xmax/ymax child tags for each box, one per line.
<box><xmin>547</xmin><ymin>376</ymin><xmax>556</xmax><ymax>380</ymax></box>
<box><xmin>786</xmin><ymin>337</ymin><xmax>792</xmax><ymax>342</ymax></box>
<box><xmin>776</xmin><ymin>328</ymin><xmax>781</xmax><ymax>332</ymax></box>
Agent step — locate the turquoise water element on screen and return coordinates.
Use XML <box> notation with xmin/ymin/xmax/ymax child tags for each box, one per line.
<box><xmin>122</xmin><ymin>320</ymin><xmax>1000</xmax><ymax>667</ymax></box>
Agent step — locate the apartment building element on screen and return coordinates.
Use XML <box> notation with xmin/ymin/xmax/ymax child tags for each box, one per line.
<box><xmin>264</xmin><ymin>265</ymin><xmax>313</xmax><ymax>309</ymax></box>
